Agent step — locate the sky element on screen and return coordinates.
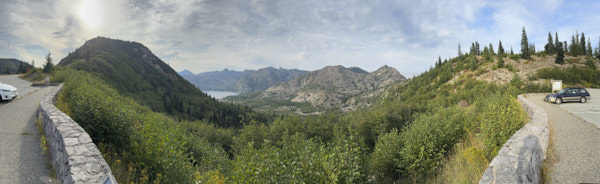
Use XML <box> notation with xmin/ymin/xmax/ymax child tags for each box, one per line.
<box><xmin>1</xmin><ymin>0</ymin><xmax>599</xmax><ymax>77</ymax></box>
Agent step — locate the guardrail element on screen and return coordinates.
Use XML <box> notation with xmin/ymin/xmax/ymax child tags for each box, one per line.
<box><xmin>479</xmin><ymin>94</ymin><xmax>550</xmax><ymax>184</ymax></box>
<box><xmin>39</xmin><ymin>84</ymin><xmax>117</xmax><ymax>184</ymax></box>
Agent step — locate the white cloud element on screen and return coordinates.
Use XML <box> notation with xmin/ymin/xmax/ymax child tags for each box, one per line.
<box><xmin>0</xmin><ymin>0</ymin><xmax>599</xmax><ymax>77</ymax></box>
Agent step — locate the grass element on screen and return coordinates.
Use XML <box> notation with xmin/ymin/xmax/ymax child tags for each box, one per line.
<box><xmin>540</xmin><ymin>120</ymin><xmax>556</xmax><ymax>183</ymax></box>
<box><xmin>429</xmin><ymin>129</ymin><xmax>489</xmax><ymax>184</ymax></box>
<box><xmin>35</xmin><ymin>113</ymin><xmax>56</xmax><ymax>178</ymax></box>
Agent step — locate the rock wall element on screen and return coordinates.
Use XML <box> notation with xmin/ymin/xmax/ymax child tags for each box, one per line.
<box><xmin>39</xmin><ymin>84</ymin><xmax>117</xmax><ymax>184</ymax></box>
<box><xmin>480</xmin><ymin>94</ymin><xmax>550</xmax><ymax>184</ymax></box>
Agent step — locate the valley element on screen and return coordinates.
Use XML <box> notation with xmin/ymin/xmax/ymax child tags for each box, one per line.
<box><xmin>3</xmin><ymin>3</ymin><xmax>600</xmax><ymax>182</ymax></box>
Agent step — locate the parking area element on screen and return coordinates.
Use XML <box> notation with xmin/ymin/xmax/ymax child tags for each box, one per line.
<box><xmin>556</xmin><ymin>88</ymin><xmax>600</xmax><ymax>128</ymax></box>
<box><xmin>0</xmin><ymin>75</ymin><xmax>39</xmax><ymax>104</ymax></box>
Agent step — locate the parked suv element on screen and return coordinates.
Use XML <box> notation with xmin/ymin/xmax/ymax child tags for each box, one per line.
<box><xmin>545</xmin><ymin>87</ymin><xmax>591</xmax><ymax>104</ymax></box>
<box><xmin>0</xmin><ymin>82</ymin><xmax>18</xmax><ymax>101</ymax></box>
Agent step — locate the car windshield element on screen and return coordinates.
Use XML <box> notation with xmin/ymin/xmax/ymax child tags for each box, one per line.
<box><xmin>557</xmin><ymin>89</ymin><xmax>567</xmax><ymax>94</ymax></box>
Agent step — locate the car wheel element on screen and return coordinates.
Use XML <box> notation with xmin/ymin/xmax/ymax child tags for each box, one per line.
<box><xmin>556</xmin><ymin>98</ymin><xmax>562</xmax><ymax>105</ymax></box>
<box><xmin>581</xmin><ymin>97</ymin><xmax>587</xmax><ymax>103</ymax></box>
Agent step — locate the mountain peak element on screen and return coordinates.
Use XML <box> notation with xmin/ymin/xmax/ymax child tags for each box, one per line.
<box><xmin>178</xmin><ymin>70</ymin><xmax>194</xmax><ymax>75</ymax></box>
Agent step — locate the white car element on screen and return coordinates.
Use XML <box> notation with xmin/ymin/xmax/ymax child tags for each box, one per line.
<box><xmin>0</xmin><ymin>82</ymin><xmax>18</xmax><ymax>101</ymax></box>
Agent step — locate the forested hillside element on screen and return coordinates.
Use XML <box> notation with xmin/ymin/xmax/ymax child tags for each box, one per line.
<box><xmin>0</xmin><ymin>58</ymin><xmax>34</xmax><ymax>74</ymax></box>
<box><xmin>57</xmin><ymin>37</ymin><xmax>264</xmax><ymax>127</ymax></box>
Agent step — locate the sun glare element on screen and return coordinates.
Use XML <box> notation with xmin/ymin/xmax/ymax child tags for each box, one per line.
<box><xmin>79</xmin><ymin>0</ymin><xmax>105</xmax><ymax>29</ymax></box>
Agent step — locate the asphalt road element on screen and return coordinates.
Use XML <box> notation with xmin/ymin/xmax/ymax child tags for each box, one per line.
<box><xmin>0</xmin><ymin>75</ymin><xmax>56</xmax><ymax>184</ymax></box>
<box><xmin>528</xmin><ymin>92</ymin><xmax>600</xmax><ymax>184</ymax></box>
<box><xmin>556</xmin><ymin>88</ymin><xmax>600</xmax><ymax>128</ymax></box>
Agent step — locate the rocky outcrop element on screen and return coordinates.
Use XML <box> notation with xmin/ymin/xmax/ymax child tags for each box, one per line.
<box><xmin>40</xmin><ymin>84</ymin><xmax>116</xmax><ymax>184</ymax></box>
<box><xmin>236</xmin><ymin>65</ymin><xmax>406</xmax><ymax>112</ymax></box>
<box><xmin>480</xmin><ymin>94</ymin><xmax>549</xmax><ymax>184</ymax></box>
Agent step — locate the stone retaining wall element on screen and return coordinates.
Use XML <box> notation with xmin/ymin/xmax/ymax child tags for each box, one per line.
<box><xmin>39</xmin><ymin>84</ymin><xmax>117</xmax><ymax>184</ymax></box>
<box><xmin>480</xmin><ymin>94</ymin><xmax>550</xmax><ymax>184</ymax></box>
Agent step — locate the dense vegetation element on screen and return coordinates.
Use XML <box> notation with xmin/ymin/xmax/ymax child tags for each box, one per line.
<box><xmin>53</xmin><ymin>52</ymin><xmax>538</xmax><ymax>183</ymax></box>
<box><xmin>57</xmin><ymin>37</ymin><xmax>266</xmax><ymax>127</ymax></box>
<box><xmin>48</xmin><ymin>30</ymin><xmax>599</xmax><ymax>183</ymax></box>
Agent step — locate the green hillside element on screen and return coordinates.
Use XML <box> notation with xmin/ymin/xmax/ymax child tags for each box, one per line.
<box><xmin>0</xmin><ymin>58</ymin><xmax>33</xmax><ymax>74</ymax></box>
<box><xmin>58</xmin><ymin>37</ymin><xmax>262</xmax><ymax>127</ymax></box>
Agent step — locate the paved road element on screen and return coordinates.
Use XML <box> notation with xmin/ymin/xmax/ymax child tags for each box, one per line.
<box><xmin>527</xmin><ymin>93</ymin><xmax>600</xmax><ymax>184</ymax></box>
<box><xmin>556</xmin><ymin>88</ymin><xmax>600</xmax><ymax>128</ymax></box>
<box><xmin>0</xmin><ymin>75</ymin><xmax>56</xmax><ymax>184</ymax></box>
<box><xmin>0</xmin><ymin>75</ymin><xmax>39</xmax><ymax>102</ymax></box>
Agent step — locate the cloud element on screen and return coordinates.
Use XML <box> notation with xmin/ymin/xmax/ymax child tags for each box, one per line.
<box><xmin>0</xmin><ymin>0</ymin><xmax>598</xmax><ymax>77</ymax></box>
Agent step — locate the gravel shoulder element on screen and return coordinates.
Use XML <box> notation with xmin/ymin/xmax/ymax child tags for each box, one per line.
<box><xmin>0</xmin><ymin>75</ymin><xmax>57</xmax><ymax>184</ymax></box>
<box><xmin>527</xmin><ymin>94</ymin><xmax>600</xmax><ymax>184</ymax></box>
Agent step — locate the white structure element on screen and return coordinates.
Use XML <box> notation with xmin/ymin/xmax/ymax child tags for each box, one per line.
<box><xmin>551</xmin><ymin>80</ymin><xmax>562</xmax><ymax>93</ymax></box>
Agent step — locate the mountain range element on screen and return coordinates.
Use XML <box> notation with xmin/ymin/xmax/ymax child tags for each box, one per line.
<box><xmin>226</xmin><ymin>65</ymin><xmax>406</xmax><ymax>114</ymax></box>
<box><xmin>179</xmin><ymin>67</ymin><xmax>307</xmax><ymax>93</ymax></box>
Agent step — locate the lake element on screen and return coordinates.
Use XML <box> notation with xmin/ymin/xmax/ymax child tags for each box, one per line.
<box><xmin>204</xmin><ymin>91</ymin><xmax>239</xmax><ymax>99</ymax></box>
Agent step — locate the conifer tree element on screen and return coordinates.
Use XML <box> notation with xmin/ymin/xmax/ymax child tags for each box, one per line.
<box><xmin>498</xmin><ymin>40</ymin><xmax>505</xmax><ymax>56</ymax></box>
<box><xmin>581</xmin><ymin>32</ymin><xmax>586</xmax><ymax>55</ymax></box>
<box><xmin>521</xmin><ymin>27</ymin><xmax>530</xmax><ymax>59</ymax></box>
<box><xmin>586</xmin><ymin>38</ymin><xmax>592</xmax><ymax>56</ymax></box>
<box><xmin>545</xmin><ymin>32</ymin><xmax>555</xmax><ymax>54</ymax></box>
<box><xmin>489</xmin><ymin>43</ymin><xmax>495</xmax><ymax>55</ymax></box>
<box><xmin>43</xmin><ymin>52</ymin><xmax>54</xmax><ymax>74</ymax></box>
<box><xmin>556</xmin><ymin>42</ymin><xmax>565</xmax><ymax>64</ymax></box>
<box><xmin>510</xmin><ymin>47</ymin><xmax>514</xmax><ymax>55</ymax></box>
<box><xmin>497</xmin><ymin>53</ymin><xmax>504</xmax><ymax>68</ymax></box>
<box><xmin>458</xmin><ymin>43</ymin><xmax>462</xmax><ymax>57</ymax></box>
<box><xmin>437</xmin><ymin>56</ymin><xmax>442</xmax><ymax>67</ymax></box>
<box><xmin>555</xmin><ymin>32</ymin><xmax>560</xmax><ymax>51</ymax></box>
<box><xmin>595</xmin><ymin>37</ymin><xmax>600</xmax><ymax>59</ymax></box>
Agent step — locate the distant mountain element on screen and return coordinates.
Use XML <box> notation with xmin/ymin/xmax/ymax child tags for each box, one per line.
<box><xmin>58</xmin><ymin>37</ymin><xmax>255</xmax><ymax>127</ymax></box>
<box><xmin>0</xmin><ymin>58</ymin><xmax>33</xmax><ymax>74</ymax></box>
<box><xmin>180</xmin><ymin>67</ymin><xmax>307</xmax><ymax>93</ymax></box>
<box><xmin>177</xmin><ymin>69</ymin><xmax>194</xmax><ymax>76</ymax></box>
<box><xmin>226</xmin><ymin>65</ymin><xmax>406</xmax><ymax>114</ymax></box>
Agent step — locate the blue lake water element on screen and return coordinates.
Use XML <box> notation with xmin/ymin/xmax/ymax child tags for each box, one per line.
<box><xmin>204</xmin><ymin>91</ymin><xmax>239</xmax><ymax>99</ymax></box>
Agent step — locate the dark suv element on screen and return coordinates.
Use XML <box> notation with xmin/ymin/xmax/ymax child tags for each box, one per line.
<box><xmin>545</xmin><ymin>87</ymin><xmax>591</xmax><ymax>104</ymax></box>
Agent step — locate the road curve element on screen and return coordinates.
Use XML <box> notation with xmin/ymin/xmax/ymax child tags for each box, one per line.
<box><xmin>527</xmin><ymin>92</ymin><xmax>600</xmax><ymax>184</ymax></box>
<box><xmin>0</xmin><ymin>75</ymin><xmax>56</xmax><ymax>184</ymax></box>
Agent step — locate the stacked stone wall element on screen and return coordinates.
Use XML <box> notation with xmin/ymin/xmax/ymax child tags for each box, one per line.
<box><xmin>39</xmin><ymin>84</ymin><xmax>116</xmax><ymax>184</ymax></box>
<box><xmin>480</xmin><ymin>94</ymin><xmax>550</xmax><ymax>184</ymax></box>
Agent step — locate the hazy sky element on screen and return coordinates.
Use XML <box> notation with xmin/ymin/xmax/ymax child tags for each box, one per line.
<box><xmin>1</xmin><ymin>0</ymin><xmax>599</xmax><ymax>77</ymax></box>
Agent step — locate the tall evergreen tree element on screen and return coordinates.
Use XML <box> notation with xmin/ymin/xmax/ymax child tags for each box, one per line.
<box><xmin>498</xmin><ymin>40</ymin><xmax>505</xmax><ymax>56</ymax></box>
<box><xmin>510</xmin><ymin>47</ymin><xmax>514</xmax><ymax>55</ymax></box>
<box><xmin>555</xmin><ymin>32</ymin><xmax>560</xmax><ymax>51</ymax></box>
<box><xmin>437</xmin><ymin>56</ymin><xmax>442</xmax><ymax>67</ymax></box>
<box><xmin>555</xmin><ymin>42</ymin><xmax>565</xmax><ymax>64</ymax></box>
<box><xmin>489</xmin><ymin>43</ymin><xmax>495</xmax><ymax>55</ymax></box>
<box><xmin>596</xmin><ymin>37</ymin><xmax>600</xmax><ymax>59</ymax></box>
<box><xmin>586</xmin><ymin>38</ymin><xmax>592</xmax><ymax>56</ymax></box>
<box><xmin>521</xmin><ymin>27</ymin><xmax>530</xmax><ymax>59</ymax></box>
<box><xmin>458</xmin><ymin>43</ymin><xmax>462</xmax><ymax>57</ymax></box>
<box><xmin>545</xmin><ymin>32</ymin><xmax>555</xmax><ymax>54</ymax></box>
<box><xmin>564</xmin><ymin>41</ymin><xmax>568</xmax><ymax>54</ymax></box>
<box><xmin>43</xmin><ymin>52</ymin><xmax>54</xmax><ymax>74</ymax></box>
<box><xmin>581</xmin><ymin>32</ymin><xmax>586</xmax><ymax>55</ymax></box>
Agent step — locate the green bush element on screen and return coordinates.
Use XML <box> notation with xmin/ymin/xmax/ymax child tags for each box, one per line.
<box><xmin>535</xmin><ymin>66</ymin><xmax>600</xmax><ymax>87</ymax></box>
<box><xmin>475</xmin><ymin>93</ymin><xmax>527</xmax><ymax>159</ymax></box>
<box><xmin>231</xmin><ymin>133</ymin><xmax>365</xmax><ymax>183</ymax></box>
